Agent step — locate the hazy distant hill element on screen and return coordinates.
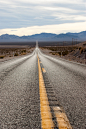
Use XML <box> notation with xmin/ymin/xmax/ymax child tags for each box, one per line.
<box><xmin>0</xmin><ymin>31</ymin><xmax>86</xmax><ymax>42</ymax></box>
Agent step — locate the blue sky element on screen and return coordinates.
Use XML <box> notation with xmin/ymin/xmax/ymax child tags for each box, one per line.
<box><xmin>0</xmin><ymin>0</ymin><xmax>86</xmax><ymax>36</ymax></box>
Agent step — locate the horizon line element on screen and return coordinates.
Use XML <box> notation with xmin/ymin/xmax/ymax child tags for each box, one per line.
<box><xmin>0</xmin><ymin>30</ymin><xmax>86</xmax><ymax>37</ymax></box>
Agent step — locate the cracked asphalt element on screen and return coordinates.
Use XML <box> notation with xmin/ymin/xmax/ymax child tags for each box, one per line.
<box><xmin>0</xmin><ymin>47</ymin><xmax>86</xmax><ymax>129</ymax></box>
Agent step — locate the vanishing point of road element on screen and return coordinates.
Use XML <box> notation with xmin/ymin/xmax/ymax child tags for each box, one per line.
<box><xmin>0</xmin><ymin>47</ymin><xmax>86</xmax><ymax>129</ymax></box>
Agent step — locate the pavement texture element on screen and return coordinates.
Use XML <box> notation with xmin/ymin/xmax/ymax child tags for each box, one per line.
<box><xmin>0</xmin><ymin>47</ymin><xmax>86</xmax><ymax>129</ymax></box>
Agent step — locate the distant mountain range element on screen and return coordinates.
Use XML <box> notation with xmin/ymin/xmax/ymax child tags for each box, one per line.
<box><xmin>0</xmin><ymin>31</ymin><xmax>86</xmax><ymax>42</ymax></box>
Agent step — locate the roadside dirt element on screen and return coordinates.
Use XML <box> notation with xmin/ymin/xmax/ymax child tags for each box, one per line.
<box><xmin>40</xmin><ymin>41</ymin><xmax>86</xmax><ymax>64</ymax></box>
<box><xmin>0</xmin><ymin>45</ymin><xmax>35</xmax><ymax>62</ymax></box>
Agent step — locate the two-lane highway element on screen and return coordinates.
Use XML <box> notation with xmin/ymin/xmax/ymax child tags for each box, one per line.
<box><xmin>0</xmin><ymin>47</ymin><xmax>86</xmax><ymax>129</ymax></box>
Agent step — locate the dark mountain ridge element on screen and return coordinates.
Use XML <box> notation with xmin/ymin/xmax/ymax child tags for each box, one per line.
<box><xmin>0</xmin><ymin>31</ymin><xmax>86</xmax><ymax>42</ymax></box>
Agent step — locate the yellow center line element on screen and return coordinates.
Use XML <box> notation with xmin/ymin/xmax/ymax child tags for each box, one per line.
<box><xmin>53</xmin><ymin>107</ymin><xmax>72</xmax><ymax>129</ymax></box>
<box><xmin>38</xmin><ymin>55</ymin><xmax>54</xmax><ymax>129</ymax></box>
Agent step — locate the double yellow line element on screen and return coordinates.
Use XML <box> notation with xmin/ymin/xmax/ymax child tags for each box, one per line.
<box><xmin>37</xmin><ymin>55</ymin><xmax>72</xmax><ymax>129</ymax></box>
<box><xmin>38</xmin><ymin>56</ymin><xmax>54</xmax><ymax>128</ymax></box>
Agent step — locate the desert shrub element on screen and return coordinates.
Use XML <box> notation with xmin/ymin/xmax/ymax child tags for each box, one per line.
<box><xmin>49</xmin><ymin>47</ymin><xmax>57</xmax><ymax>51</ymax></box>
<box><xmin>22</xmin><ymin>49</ymin><xmax>26</xmax><ymax>53</ymax></box>
<box><xmin>0</xmin><ymin>55</ymin><xmax>5</xmax><ymax>59</ymax></box>
<box><xmin>80</xmin><ymin>49</ymin><xmax>83</xmax><ymax>54</ymax></box>
<box><xmin>21</xmin><ymin>53</ymin><xmax>26</xmax><ymax>55</ymax></box>
<box><xmin>14</xmin><ymin>53</ymin><xmax>18</xmax><ymax>56</ymax></box>
<box><xmin>79</xmin><ymin>47</ymin><xmax>82</xmax><ymax>50</ymax></box>
<box><xmin>49</xmin><ymin>52</ymin><xmax>58</xmax><ymax>55</ymax></box>
<box><xmin>62</xmin><ymin>50</ymin><xmax>68</xmax><ymax>56</ymax></box>
<box><xmin>20</xmin><ymin>49</ymin><xmax>26</xmax><ymax>54</ymax></box>
<box><xmin>70</xmin><ymin>50</ymin><xmax>73</xmax><ymax>52</ymax></box>
<box><xmin>83</xmin><ymin>48</ymin><xmax>86</xmax><ymax>52</ymax></box>
<box><xmin>52</xmin><ymin>53</ymin><xmax>56</xmax><ymax>55</ymax></box>
<box><xmin>58</xmin><ymin>52</ymin><xmax>61</xmax><ymax>56</ymax></box>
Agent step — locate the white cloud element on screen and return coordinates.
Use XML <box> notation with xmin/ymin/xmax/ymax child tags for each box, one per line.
<box><xmin>53</xmin><ymin>13</ymin><xmax>86</xmax><ymax>21</ymax></box>
<box><xmin>41</xmin><ymin>6</ymin><xmax>78</xmax><ymax>13</ymax></box>
<box><xmin>0</xmin><ymin>22</ymin><xmax>86</xmax><ymax>36</ymax></box>
<box><xmin>0</xmin><ymin>0</ymin><xmax>86</xmax><ymax>31</ymax></box>
<box><xmin>74</xmin><ymin>16</ymin><xmax>86</xmax><ymax>21</ymax></box>
<box><xmin>0</xmin><ymin>0</ymin><xmax>85</xmax><ymax>6</ymax></box>
<box><xmin>15</xmin><ymin>0</ymin><xmax>85</xmax><ymax>4</ymax></box>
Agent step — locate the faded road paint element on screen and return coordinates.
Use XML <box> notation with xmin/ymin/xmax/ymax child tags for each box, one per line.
<box><xmin>42</xmin><ymin>68</ymin><xmax>46</xmax><ymax>73</ymax></box>
<box><xmin>53</xmin><ymin>107</ymin><xmax>72</xmax><ymax>129</ymax></box>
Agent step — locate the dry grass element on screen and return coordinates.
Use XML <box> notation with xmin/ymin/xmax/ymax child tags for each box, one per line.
<box><xmin>40</xmin><ymin>43</ymin><xmax>86</xmax><ymax>64</ymax></box>
<box><xmin>41</xmin><ymin>46</ymin><xmax>77</xmax><ymax>56</ymax></box>
<box><xmin>0</xmin><ymin>46</ymin><xmax>34</xmax><ymax>60</ymax></box>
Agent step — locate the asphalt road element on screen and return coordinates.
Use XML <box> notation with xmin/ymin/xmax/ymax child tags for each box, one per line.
<box><xmin>0</xmin><ymin>47</ymin><xmax>86</xmax><ymax>129</ymax></box>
